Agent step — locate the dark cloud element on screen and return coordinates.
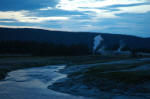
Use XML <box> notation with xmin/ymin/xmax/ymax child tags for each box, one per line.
<box><xmin>0</xmin><ymin>0</ymin><xmax>57</xmax><ymax>11</ymax></box>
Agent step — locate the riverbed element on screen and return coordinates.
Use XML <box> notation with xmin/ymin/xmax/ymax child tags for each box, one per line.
<box><xmin>0</xmin><ymin>65</ymin><xmax>92</xmax><ymax>99</ymax></box>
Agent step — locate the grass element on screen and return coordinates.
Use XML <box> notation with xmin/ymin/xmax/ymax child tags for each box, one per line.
<box><xmin>81</xmin><ymin>70</ymin><xmax>150</xmax><ymax>93</ymax></box>
<box><xmin>102</xmin><ymin>71</ymin><xmax>150</xmax><ymax>83</ymax></box>
<box><xmin>66</xmin><ymin>55</ymin><xmax>140</xmax><ymax>66</ymax></box>
<box><xmin>63</xmin><ymin>56</ymin><xmax>150</xmax><ymax>94</ymax></box>
<box><xmin>0</xmin><ymin>55</ymin><xmax>110</xmax><ymax>80</ymax></box>
<box><xmin>86</xmin><ymin>61</ymin><xmax>150</xmax><ymax>73</ymax></box>
<box><xmin>82</xmin><ymin>60</ymin><xmax>150</xmax><ymax>84</ymax></box>
<box><xmin>68</xmin><ymin>59</ymin><xmax>150</xmax><ymax>85</ymax></box>
<box><xmin>85</xmin><ymin>70</ymin><xmax>150</xmax><ymax>84</ymax></box>
<box><xmin>1</xmin><ymin>55</ymin><xmax>150</xmax><ymax>96</ymax></box>
<box><xmin>0</xmin><ymin>55</ymin><xmax>149</xmax><ymax>83</ymax></box>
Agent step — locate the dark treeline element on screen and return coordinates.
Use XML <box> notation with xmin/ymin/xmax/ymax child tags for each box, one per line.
<box><xmin>104</xmin><ymin>43</ymin><xmax>150</xmax><ymax>53</ymax></box>
<box><xmin>0</xmin><ymin>41</ymin><xmax>91</xmax><ymax>56</ymax></box>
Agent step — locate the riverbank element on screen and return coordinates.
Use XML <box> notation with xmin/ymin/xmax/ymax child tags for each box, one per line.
<box><xmin>0</xmin><ymin>64</ymin><xmax>94</xmax><ymax>99</ymax></box>
<box><xmin>0</xmin><ymin>56</ymin><xmax>66</xmax><ymax>80</ymax></box>
<box><xmin>1</xmin><ymin>55</ymin><xmax>150</xmax><ymax>98</ymax></box>
<box><xmin>0</xmin><ymin>55</ymin><xmax>136</xmax><ymax>80</ymax></box>
<box><xmin>48</xmin><ymin>58</ymin><xmax>150</xmax><ymax>99</ymax></box>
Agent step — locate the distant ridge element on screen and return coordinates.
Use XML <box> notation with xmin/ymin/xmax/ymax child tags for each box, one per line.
<box><xmin>0</xmin><ymin>27</ymin><xmax>150</xmax><ymax>51</ymax></box>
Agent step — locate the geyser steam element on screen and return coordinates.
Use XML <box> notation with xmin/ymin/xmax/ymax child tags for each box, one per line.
<box><xmin>118</xmin><ymin>40</ymin><xmax>125</xmax><ymax>52</ymax></box>
<box><xmin>93</xmin><ymin>35</ymin><xmax>103</xmax><ymax>53</ymax></box>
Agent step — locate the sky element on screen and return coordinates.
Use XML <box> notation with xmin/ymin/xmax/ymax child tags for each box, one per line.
<box><xmin>0</xmin><ymin>0</ymin><xmax>150</xmax><ymax>37</ymax></box>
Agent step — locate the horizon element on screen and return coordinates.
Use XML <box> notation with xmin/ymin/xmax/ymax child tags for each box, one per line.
<box><xmin>1</xmin><ymin>26</ymin><xmax>149</xmax><ymax>38</ymax></box>
<box><xmin>0</xmin><ymin>0</ymin><xmax>150</xmax><ymax>37</ymax></box>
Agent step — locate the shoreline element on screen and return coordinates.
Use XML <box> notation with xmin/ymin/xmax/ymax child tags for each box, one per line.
<box><xmin>0</xmin><ymin>55</ymin><xmax>134</xmax><ymax>81</ymax></box>
<box><xmin>0</xmin><ymin>57</ymin><xmax>68</xmax><ymax>80</ymax></box>
<box><xmin>1</xmin><ymin>56</ymin><xmax>150</xmax><ymax>98</ymax></box>
<box><xmin>48</xmin><ymin>58</ymin><xmax>150</xmax><ymax>99</ymax></box>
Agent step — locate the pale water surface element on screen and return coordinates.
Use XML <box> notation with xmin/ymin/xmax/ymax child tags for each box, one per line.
<box><xmin>0</xmin><ymin>65</ymin><xmax>92</xmax><ymax>99</ymax></box>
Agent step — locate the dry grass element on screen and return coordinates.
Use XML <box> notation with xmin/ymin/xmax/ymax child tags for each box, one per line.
<box><xmin>83</xmin><ymin>60</ymin><xmax>150</xmax><ymax>84</ymax></box>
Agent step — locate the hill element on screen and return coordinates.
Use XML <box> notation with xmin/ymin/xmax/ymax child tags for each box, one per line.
<box><xmin>0</xmin><ymin>27</ymin><xmax>150</xmax><ymax>52</ymax></box>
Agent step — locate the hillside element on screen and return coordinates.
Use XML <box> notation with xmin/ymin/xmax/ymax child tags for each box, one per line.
<box><xmin>0</xmin><ymin>27</ymin><xmax>150</xmax><ymax>52</ymax></box>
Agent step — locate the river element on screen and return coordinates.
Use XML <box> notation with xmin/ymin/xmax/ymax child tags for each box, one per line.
<box><xmin>0</xmin><ymin>65</ymin><xmax>92</xmax><ymax>99</ymax></box>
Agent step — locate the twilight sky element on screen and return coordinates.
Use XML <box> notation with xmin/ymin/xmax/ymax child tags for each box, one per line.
<box><xmin>0</xmin><ymin>0</ymin><xmax>150</xmax><ymax>37</ymax></box>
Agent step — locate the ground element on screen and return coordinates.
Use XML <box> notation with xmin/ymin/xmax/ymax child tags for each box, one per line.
<box><xmin>0</xmin><ymin>55</ymin><xmax>137</xmax><ymax>80</ymax></box>
<box><xmin>49</xmin><ymin>57</ymin><xmax>150</xmax><ymax>98</ymax></box>
<box><xmin>1</xmin><ymin>55</ymin><xmax>150</xmax><ymax>98</ymax></box>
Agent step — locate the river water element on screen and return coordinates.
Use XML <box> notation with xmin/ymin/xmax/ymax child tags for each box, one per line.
<box><xmin>0</xmin><ymin>65</ymin><xmax>92</xmax><ymax>99</ymax></box>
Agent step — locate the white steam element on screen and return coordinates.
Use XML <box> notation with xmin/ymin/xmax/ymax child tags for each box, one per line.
<box><xmin>93</xmin><ymin>35</ymin><xmax>103</xmax><ymax>53</ymax></box>
<box><xmin>118</xmin><ymin>40</ymin><xmax>125</xmax><ymax>52</ymax></box>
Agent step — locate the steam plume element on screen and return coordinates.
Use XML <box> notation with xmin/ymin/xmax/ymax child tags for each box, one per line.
<box><xmin>93</xmin><ymin>35</ymin><xmax>103</xmax><ymax>53</ymax></box>
<box><xmin>118</xmin><ymin>40</ymin><xmax>125</xmax><ymax>52</ymax></box>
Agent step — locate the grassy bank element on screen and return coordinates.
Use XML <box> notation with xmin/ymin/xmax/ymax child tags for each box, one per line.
<box><xmin>69</xmin><ymin>59</ymin><xmax>150</xmax><ymax>84</ymax></box>
<box><xmin>0</xmin><ymin>55</ymin><xmax>137</xmax><ymax>80</ymax></box>
<box><xmin>0</xmin><ymin>55</ymin><xmax>147</xmax><ymax>81</ymax></box>
<box><xmin>66</xmin><ymin>58</ymin><xmax>150</xmax><ymax>95</ymax></box>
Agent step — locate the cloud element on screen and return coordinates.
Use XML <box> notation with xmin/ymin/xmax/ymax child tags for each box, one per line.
<box><xmin>56</xmin><ymin>0</ymin><xmax>149</xmax><ymax>19</ymax></box>
<box><xmin>39</xmin><ymin>7</ymin><xmax>53</xmax><ymax>11</ymax></box>
<box><xmin>0</xmin><ymin>0</ymin><xmax>54</xmax><ymax>11</ymax></box>
<box><xmin>76</xmin><ymin>24</ymin><xmax>110</xmax><ymax>31</ymax></box>
<box><xmin>0</xmin><ymin>10</ymin><xmax>69</xmax><ymax>23</ymax></box>
<box><xmin>0</xmin><ymin>25</ymin><xmax>57</xmax><ymax>31</ymax></box>
<box><xmin>80</xmin><ymin>9</ymin><xmax>118</xmax><ymax>18</ymax></box>
<box><xmin>116</xmin><ymin>4</ymin><xmax>150</xmax><ymax>14</ymax></box>
<box><xmin>56</xmin><ymin>0</ymin><xmax>146</xmax><ymax>10</ymax></box>
<box><xmin>0</xmin><ymin>25</ymin><xmax>40</xmax><ymax>28</ymax></box>
<box><xmin>0</xmin><ymin>21</ymin><xmax>16</xmax><ymax>23</ymax></box>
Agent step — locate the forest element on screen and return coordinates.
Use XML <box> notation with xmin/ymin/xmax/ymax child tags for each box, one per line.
<box><xmin>0</xmin><ymin>41</ymin><xmax>91</xmax><ymax>56</ymax></box>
